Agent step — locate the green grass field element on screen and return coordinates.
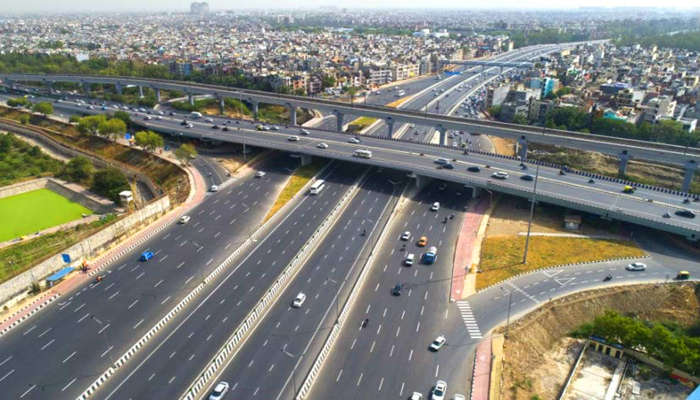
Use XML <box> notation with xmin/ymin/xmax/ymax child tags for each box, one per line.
<box><xmin>0</xmin><ymin>188</ymin><xmax>93</xmax><ymax>242</ymax></box>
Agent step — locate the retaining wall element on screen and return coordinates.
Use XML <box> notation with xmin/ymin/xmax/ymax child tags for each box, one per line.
<box><xmin>0</xmin><ymin>195</ymin><xmax>170</xmax><ymax>306</ymax></box>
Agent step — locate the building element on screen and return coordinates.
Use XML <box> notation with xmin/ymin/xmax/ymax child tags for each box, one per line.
<box><xmin>616</xmin><ymin>88</ymin><xmax>645</xmax><ymax>107</ymax></box>
<box><xmin>528</xmin><ymin>99</ymin><xmax>555</xmax><ymax>124</ymax></box>
<box><xmin>500</xmin><ymin>89</ymin><xmax>539</xmax><ymax>122</ymax></box>
<box><xmin>190</xmin><ymin>2</ymin><xmax>209</xmax><ymax>14</ymax></box>
<box><xmin>486</xmin><ymin>85</ymin><xmax>510</xmax><ymax>108</ymax></box>
<box><xmin>306</xmin><ymin>75</ymin><xmax>322</xmax><ymax>95</ymax></box>
<box><xmin>643</xmin><ymin>96</ymin><xmax>677</xmax><ymax>124</ymax></box>
<box><xmin>366</xmin><ymin>68</ymin><xmax>392</xmax><ymax>86</ymax></box>
<box><xmin>392</xmin><ymin>63</ymin><xmax>419</xmax><ymax>82</ymax></box>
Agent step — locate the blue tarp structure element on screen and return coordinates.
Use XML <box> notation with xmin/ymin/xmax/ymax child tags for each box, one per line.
<box><xmin>46</xmin><ymin>266</ymin><xmax>74</xmax><ymax>283</ymax></box>
<box><xmin>688</xmin><ymin>385</ymin><xmax>700</xmax><ymax>400</ymax></box>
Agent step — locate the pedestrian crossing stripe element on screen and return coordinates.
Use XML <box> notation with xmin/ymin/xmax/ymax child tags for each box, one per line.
<box><xmin>456</xmin><ymin>301</ymin><xmax>482</xmax><ymax>339</ymax></box>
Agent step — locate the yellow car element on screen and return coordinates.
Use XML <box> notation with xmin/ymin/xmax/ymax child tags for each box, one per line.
<box><xmin>622</xmin><ymin>185</ymin><xmax>635</xmax><ymax>194</ymax></box>
<box><xmin>417</xmin><ymin>236</ymin><xmax>428</xmax><ymax>247</ymax></box>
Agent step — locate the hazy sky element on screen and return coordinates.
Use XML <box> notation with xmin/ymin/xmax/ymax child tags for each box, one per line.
<box><xmin>2</xmin><ymin>0</ymin><xmax>699</xmax><ymax>13</ymax></box>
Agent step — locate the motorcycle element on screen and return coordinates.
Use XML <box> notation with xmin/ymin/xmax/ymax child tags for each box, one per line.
<box><xmin>603</xmin><ymin>274</ymin><xmax>612</xmax><ymax>282</ymax></box>
<box><xmin>361</xmin><ymin>318</ymin><xmax>369</xmax><ymax>328</ymax></box>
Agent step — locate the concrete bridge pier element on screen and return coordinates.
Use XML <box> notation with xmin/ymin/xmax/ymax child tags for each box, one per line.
<box><xmin>436</xmin><ymin>125</ymin><xmax>447</xmax><ymax>146</ymax></box>
<box><xmin>682</xmin><ymin>160</ymin><xmax>697</xmax><ymax>193</ymax></box>
<box><xmin>471</xmin><ymin>186</ymin><xmax>480</xmax><ymax>199</ymax></box>
<box><xmin>252</xmin><ymin>101</ymin><xmax>259</xmax><ymax>120</ymax></box>
<box><xmin>385</xmin><ymin>117</ymin><xmax>395</xmax><ymax>138</ymax></box>
<box><xmin>45</xmin><ymin>80</ymin><xmax>54</xmax><ymax>94</ymax></box>
<box><xmin>408</xmin><ymin>172</ymin><xmax>430</xmax><ymax>190</ymax></box>
<box><xmin>115</xmin><ymin>82</ymin><xmax>123</xmax><ymax>95</ymax></box>
<box><xmin>82</xmin><ymin>81</ymin><xmax>90</xmax><ymax>94</ymax></box>
<box><xmin>288</xmin><ymin>104</ymin><xmax>297</xmax><ymax>126</ymax></box>
<box><xmin>155</xmin><ymin>88</ymin><xmax>161</xmax><ymax>102</ymax></box>
<box><xmin>218</xmin><ymin>96</ymin><xmax>225</xmax><ymax>114</ymax></box>
<box><xmin>138</xmin><ymin>85</ymin><xmax>144</xmax><ymax>98</ymax></box>
<box><xmin>516</xmin><ymin>135</ymin><xmax>528</xmax><ymax>160</ymax></box>
<box><xmin>334</xmin><ymin>111</ymin><xmax>344</xmax><ymax>132</ymax></box>
<box><xmin>618</xmin><ymin>150</ymin><xmax>630</xmax><ymax>177</ymax></box>
<box><xmin>300</xmin><ymin>154</ymin><xmax>312</xmax><ymax>166</ymax></box>
<box><xmin>188</xmin><ymin>93</ymin><xmax>194</xmax><ymax>106</ymax></box>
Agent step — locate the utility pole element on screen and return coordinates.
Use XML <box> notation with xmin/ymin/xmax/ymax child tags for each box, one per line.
<box><xmin>522</xmin><ymin>163</ymin><xmax>540</xmax><ymax>264</ymax></box>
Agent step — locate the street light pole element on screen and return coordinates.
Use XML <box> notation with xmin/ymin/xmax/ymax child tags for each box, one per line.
<box><xmin>522</xmin><ymin>163</ymin><xmax>540</xmax><ymax>264</ymax></box>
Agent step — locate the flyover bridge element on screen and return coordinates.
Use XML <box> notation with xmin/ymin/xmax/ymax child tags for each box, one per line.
<box><xmin>441</xmin><ymin>59</ymin><xmax>535</xmax><ymax>70</ymax></box>
<box><xmin>1</xmin><ymin>73</ymin><xmax>698</xmax><ymax>191</ymax></box>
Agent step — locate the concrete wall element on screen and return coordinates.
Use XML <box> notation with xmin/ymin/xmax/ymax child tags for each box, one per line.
<box><xmin>0</xmin><ymin>195</ymin><xmax>170</xmax><ymax>306</ymax></box>
<box><xmin>0</xmin><ymin>177</ymin><xmax>114</xmax><ymax>214</ymax></box>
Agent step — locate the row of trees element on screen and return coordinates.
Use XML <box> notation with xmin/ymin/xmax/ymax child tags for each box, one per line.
<box><xmin>616</xmin><ymin>30</ymin><xmax>700</xmax><ymax>52</ymax></box>
<box><xmin>544</xmin><ymin>106</ymin><xmax>698</xmax><ymax>147</ymax></box>
<box><xmin>0</xmin><ymin>132</ymin><xmax>63</xmax><ymax>186</ymax></box>
<box><xmin>572</xmin><ymin>310</ymin><xmax>700</xmax><ymax>376</ymax></box>
<box><xmin>61</xmin><ymin>157</ymin><xmax>130</xmax><ymax>201</ymax></box>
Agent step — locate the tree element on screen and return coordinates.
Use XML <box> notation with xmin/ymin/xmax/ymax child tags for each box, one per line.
<box><xmin>69</xmin><ymin>115</ymin><xmax>81</xmax><ymax>123</ymax></box>
<box><xmin>77</xmin><ymin>115</ymin><xmax>107</xmax><ymax>135</ymax></box>
<box><xmin>512</xmin><ymin>113</ymin><xmax>528</xmax><ymax>125</ymax></box>
<box><xmin>321</xmin><ymin>74</ymin><xmax>336</xmax><ymax>89</ymax></box>
<box><xmin>346</xmin><ymin>86</ymin><xmax>358</xmax><ymax>104</ymax></box>
<box><xmin>91</xmin><ymin>168</ymin><xmax>129</xmax><ymax>201</ymax></box>
<box><xmin>134</xmin><ymin>130</ymin><xmax>164</xmax><ymax>152</ymax></box>
<box><xmin>112</xmin><ymin>110</ymin><xmax>131</xmax><ymax>125</ymax></box>
<box><xmin>62</xmin><ymin>156</ymin><xmax>94</xmax><ymax>183</ymax></box>
<box><xmin>18</xmin><ymin>114</ymin><xmax>29</xmax><ymax>124</ymax></box>
<box><xmin>98</xmin><ymin>118</ymin><xmax>126</xmax><ymax>140</ymax></box>
<box><xmin>32</xmin><ymin>101</ymin><xmax>54</xmax><ymax>117</ymax></box>
<box><xmin>6</xmin><ymin>97</ymin><xmax>31</xmax><ymax>108</ymax></box>
<box><xmin>174</xmin><ymin>143</ymin><xmax>198</xmax><ymax>165</ymax></box>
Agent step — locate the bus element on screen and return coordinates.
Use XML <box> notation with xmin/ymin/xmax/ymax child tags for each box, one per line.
<box><xmin>353</xmin><ymin>149</ymin><xmax>372</xmax><ymax>159</ymax></box>
<box><xmin>309</xmin><ymin>179</ymin><xmax>325</xmax><ymax>195</ymax></box>
<box><xmin>422</xmin><ymin>246</ymin><xmax>438</xmax><ymax>264</ymax></box>
<box><xmin>189</xmin><ymin>111</ymin><xmax>202</xmax><ymax>119</ymax></box>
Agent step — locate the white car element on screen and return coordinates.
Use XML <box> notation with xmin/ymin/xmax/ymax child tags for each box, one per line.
<box><xmin>348</xmin><ymin>137</ymin><xmax>361</xmax><ymax>144</ymax></box>
<box><xmin>300</xmin><ymin>129</ymin><xmax>310</xmax><ymax>135</ymax></box>
<box><xmin>431</xmin><ymin>380</ymin><xmax>447</xmax><ymax>400</ymax></box>
<box><xmin>431</xmin><ymin>202</ymin><xmax>440</xmax><ymax>211</ymax></box>
<box><xmin>626</xmin><ymin>262</ymin><xmax>647</xmax><ymax>271</ymax></box>
<box><xmin>210</xmin><ymin>185</ymin><xmax>219</xmax><ymax>192</ymax></box>
<box><xmin>453</xmin><ymin>394</ymin><xmax>466</xmax><ymax>400</ymax></box>
<box><xmin>410</xmin><ymin>392</ymin><xmax>424</xmax><ymax>400</ymax></box>
<box><xmin>429</xmin><ymin>335</ymin><xmax>447</xmax><ymax>351</ymax></box>
<box><xmin>317</xmin><ymin>142</ymin><xmax>329</xmax><ymax>149</ymax></box>
<box><xmin>271</xmin><ymin>126</ymin><xmax>280</xmax><ymax>131</ymax></box>
<box><xmin>208</xmin><ymin>381</ymin><xmax>229</xmax><ymax>400</ymax></box>
<box><xmin>400</xmin><ymin>231</ymin><xmax>411</xmax><ymax>241</ymax></box>
<box><xmin>288</xmin><ymin>135</ymin><xmax>300</xmax><ymax>142</ymax></box>
<box><xmin>255</xmin><ymin>171</ymin><xmax>266</xmax><ymax>178</ymax></box>
<box><xmin>178</xmin><ymin>215</ymin><xmax>191</xmax><ymax>224</ymax></box>
<box><xmin>292</xmin><ymin>292</ymin><xmax>306</xmax><ymax>308</ymax></box>
<box><xmin>491</xmin><ymin>171</ymin><xmax>508</xmax><ymax>180</ymax></box>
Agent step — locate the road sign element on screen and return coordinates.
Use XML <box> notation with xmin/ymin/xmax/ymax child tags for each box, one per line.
<box><xmin>125</xmin><ymin>132</ymin><xmax>132</xmax><ymax>140</ymax></box>
<box><xmin>61</xmin><ymin>254</ymin><xmax>71</xmax><ymax>263</ymax></box>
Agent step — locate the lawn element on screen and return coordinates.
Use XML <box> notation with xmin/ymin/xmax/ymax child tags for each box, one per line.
<box><xmin>475</xmin><ymin>236</ymin><xmax>645</xmax><ymax>290</ymax></box>
<box><xmin>264</xmin><ymin>159</ymin><xmax>327</xmax><ymax>222</ymax></box>
<box><xmin>0</xmin><ymin>188</ymin><xmax>93</xmax><ymax>242</ymax></box>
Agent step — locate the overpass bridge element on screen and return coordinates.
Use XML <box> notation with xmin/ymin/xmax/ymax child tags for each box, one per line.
<box><xmin>441</xmin><ymin>60</ymin><xmax>535</xmax><ymax>70</ymax></box>
<box><xmin>1</xmin><ymin>73</ymin><xmax>698</xmax><ymax>192</ymax></box>
<box><xmin>4</xmin><ymin>95</ymin><xmax>697</xmax><ymax>240</ymax></box>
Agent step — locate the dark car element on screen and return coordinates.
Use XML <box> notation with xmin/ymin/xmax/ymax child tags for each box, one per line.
<box><xmin>391</xmin><ymin>284</ymin><xmax>402</xmax><ymax>296</ymax></box>
<box><xmin>222</xmin><ymin>126</ymin><xmax>229</xmax><ymax>131</ymax></box>
<box><xmin>212</xmin><ymin>125</ymin><xmax>219</xmax><ymax>129</ymax></box>
<box><xmin>520</xmin><ymin>174</ymin><xmax>534</xmax><ymax>181</ymax></box>
<box><xmin>674</xmin><ymin>209</ymin><xmax>696</xmax><ymax>219</ymax></box>
<box><xmin>180</xmin><ymin>120</ymin><xmax>188</xmax><ymax>126</ymax></box>
<box><xmin>442</xmin><ymin>163</ymin><xmax>454</xmax><ymax>170</ymax></box>
<box><xmin>467</xmin><ymin>166</ymin><xmax>480</xmax><ymax>173</ymax></box>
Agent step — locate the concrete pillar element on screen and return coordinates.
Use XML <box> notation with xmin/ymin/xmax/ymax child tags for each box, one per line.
<box><xmin>385</xmin><ymin>118</ymin><xmax>395</xmax><ymax>138</ymax></box>
<box><xmin>188</xmin><ymin>94</ymin><xmax>194</xmax><ymax>106</ymax></box>
<box><xmin>682</xmin><ymin>160</ymin><xmax>697</xmax><ymax>193</ymax></box>
<box><xmin>252</xmin><ymin>101</ymin><xmax>259</xmax><ymax>120</ymax></box>
<box><xmin>436</xmin><ymin>125</ymin><xmax>447</xmax><ymax>146</ymax></box>
<box><xmin>155</xmin><ymin>88</ymin><xmax>161</xmax><ymax>102</ymax></box>
<box><xmin>138</xmin><ymin>85</ymin><xmax>144</xmax><ymax>98</ymax></box>
<box><xmin>471</xmin><ymin>186</ymin><xmax>480</xmax><ymax>199</ymax></box>
<box><xmin>288</xmin><ymin>105</ymin><xmax>297</xmax><ymax>126</ymax></box>
<box><xmin>618</xmin><ymin>150</ymin><xmax>630</xmax><ymax>177</ymax></box>
<box><xmin>517</xmin><ymin>135</ymin><xmax>528</xmax><ymax>161</ymax></box>
<box><xmin>219</xmin><ymin>96</ymin><xmax>225</xmax><ymax>114</ymax></box>
<box><xmin>115</xmin><ymin>82</ymin><xmax>123</xmax><ymax>95</ymax></box>
<box><xmin>82</xmin><ymin>82</ymin><xmax>90</xmax><ymax>94</ymax></box>
<box><xmin>335</xmin><ymin>111</ymin><xmax>344</xmax><ymax>132</ymax></box>
<box><xmin>300</xmin><ymin>154</ymin><xmax>312</xmax><ymax>166</ymax></box>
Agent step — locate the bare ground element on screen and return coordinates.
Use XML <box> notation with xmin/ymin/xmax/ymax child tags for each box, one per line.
<box><xmin>498</xmin><ymin>283</ymin><xmax>700</xmax><ymax>400</ymax></box>
<box><xmin>491</xmin><ymin>136</ymin><xmax>516</xmax><ymax>156</ymax></box>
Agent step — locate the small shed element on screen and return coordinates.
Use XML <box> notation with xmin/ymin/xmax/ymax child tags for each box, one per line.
<box><xmin>564</xmin><ymin>214</ymin><xmax>581</xmax><ymax>230</ymax></box>
<box><xmin>119</xmin><ymin>190</ymin><xmax>134</xmax><ymax>205</ymax></box>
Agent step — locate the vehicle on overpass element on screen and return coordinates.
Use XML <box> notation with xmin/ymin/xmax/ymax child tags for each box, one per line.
<box><xmin>422</xmin><ymin>246</ymin><xmax>438</xmax><ymax>264</ymax></box>
<box><xmin>140</xmin><ymin>251</ymin><xmax>154</xmax><ymax>262</ymax></box>
<box><xmin>623</xmin><ymin>185</ymin><xmax>636</xmax><ymax>194</ymax></box>
<box><xmin>309</xmin><ymin>179</ymin><xmax>325</xmax><ymax>195</ymax></box>
<box><xmin>353</xmin><ymin>149</ymin><xmax>372</xmax><ymax>159</ymax></box>
<box><xmin>417</xmin><ymin>236</ymin><xmax>428</xmax><ymax>247</ymax></box>
<box><xmin>189</xmin><ymin>111</ymin><xmax>202</xmax><ymax>119</ymax></box>
<box><xmin>208</xmin><ymin>381</ymin><xmax>229</xmax><ymax>400</ymax></box>
<box><xmin>676</xmin><ymin>271</ymin><xmax>690</xmax><ymax>280</ymax></box>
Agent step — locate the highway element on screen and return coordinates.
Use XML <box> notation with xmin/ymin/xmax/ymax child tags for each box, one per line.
<box><xmin>93</xmin><ymin>162</ymin><xmax>365</xmax><ymax>399</ymax></box>
<box><xmin>0</xmin><ymin>153</ymin><xmax>303</xmax><ymax>399</ymax></box>
<box><xmin>27</xmin><ymin>96</ymin><xmax>700</xmax><ymax>239</ymax></box>
<box><xmin>308</xmin><ymin>180</ymin><xmax>472</xmax><ymax>399</ymax></box>
<box><xmin>197</xmin><ymin>170</ymin><xmax>403</xmax><ymax>400</ymax></box>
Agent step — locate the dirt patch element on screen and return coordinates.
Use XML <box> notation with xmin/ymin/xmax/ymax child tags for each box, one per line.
<box><xmin>491</xmin><ymin>136</ymin><xmax>515</xmax><ymax>156</ymax></box>
<box><xmin>498</xmin><ymin>283</ymin><xmax>700</xmax><ymax>400</ymax></box>
<box><xmin>486</xmin><ymin>195</ymin><xmax>627</xmax><ymax>237</ymax></box>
